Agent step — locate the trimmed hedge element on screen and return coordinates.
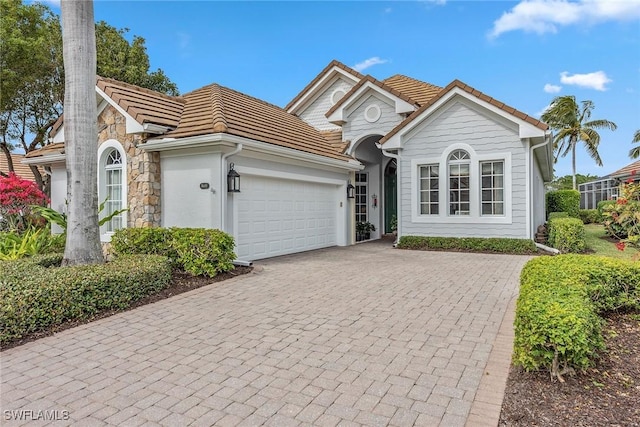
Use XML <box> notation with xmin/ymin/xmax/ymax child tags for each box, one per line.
<box><xmin>397</xmin><ymin>236</ymin><xmax>538</xmax><ymax>254</ymax></box>
<box><xmin>547</xmin><ymin>217</ymin><xmax>586</xmax><ymax>253</ymax></box>
<box><xmin>514</xmin><ymin>255</ymin><xmax>640</xmax><ymax>379</ymax></box>
<box><xmin>546</xmin><ymin>190</ymin><xmax>580</xmax><ymax>219</ymax></box>
<box><xmin>579</xmin><ymin>209</ymin><xmax>600</xmax><ymax>224</ymax></box>
<box><xmin>547</xmin><ymin>211</ymin><xmax>568</xmax><ymax>221</ymax></box>
<box><xmin>111</xmin><ymin>227</ymin><xmax>235</xmax><ymax>277</ymax></box>
<box><xmin>0</xmin><ymin>254</ymin><xmax>172</xmax><ymax>344</ymax></box>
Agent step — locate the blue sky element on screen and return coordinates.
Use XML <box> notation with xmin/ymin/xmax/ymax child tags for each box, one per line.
<box><xmin>43</xmin><ymin>0</ymin><xmax>639</xmax><ymax>179</ymax></box>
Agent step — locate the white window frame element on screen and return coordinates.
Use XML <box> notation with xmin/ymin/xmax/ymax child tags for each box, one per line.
<box><xmin>447</xmin><ymin>150</ymin><xmax>471</xmax><ymax>216</ymax></box>
<box><xmin>480</xmin><ymin>160</ymin><xmax>505</xmax><ymax>216</ymax></box>
<box><xmin>418</xmin><ymin>164</ymin><xmax>440</xmax><ymax>215</ymax></box>
<box><xmin>97</xmin><ymin>140</ymin><xmax>127</xmax><ymax>242</ymax></box>
<box><xmin>411</xmin><ymin>143</ymin><xmax>512</xmax><ymax>224</ymax></box>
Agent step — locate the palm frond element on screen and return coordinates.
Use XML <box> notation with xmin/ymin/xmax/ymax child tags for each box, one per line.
<box><xmin>633</xmin><ymin>129</ymin><xmax>640</xmax><ymax>144</ymax></box>
<box><xmin>630</xmin><ymin>146</ymin><xmax>640</xmax><ymax>159</ymax></box>
<box><xmin>584</xmin><ymin>119</ymin><xmax>617</xmax><ymax>131</ymax></box>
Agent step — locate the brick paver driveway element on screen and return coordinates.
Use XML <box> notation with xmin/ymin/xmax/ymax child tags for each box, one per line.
<box><xmin>1</xmin><ymin>242</ymin><xmax>530</xmax><ymax>426</ymax></box>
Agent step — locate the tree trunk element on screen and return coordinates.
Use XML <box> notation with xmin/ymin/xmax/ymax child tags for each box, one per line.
<box><xmin>1</xmin><ymin>143</ymin><xmax>14</xmax><ymax>173</ymax></box>
<box><xmin>571</xmin><ymin>137</ymin><xmax>577</xmax><ymax>190</ymax></box>
<box><xmin>60</xmin><ymin>0</ymin><xmax>103</xmax><ymax>265</ymax></box>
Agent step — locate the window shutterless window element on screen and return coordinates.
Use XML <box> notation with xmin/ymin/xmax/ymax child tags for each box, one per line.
<box><xmin>448</xmin><ymin>150</ymin><xmax>470</xmax><ymax>215</ymax></box>
<box><xmin>419</xmin><ymin>165</ymin><xmax>439</xmax><ymax>215</ymax></box>
<box><xmin>480</xmin><ymin>160</ymin><xmax>504</xmax><ymax>215</ymax></box>
<box><xmin>104</xmin><ymin>149</ymin><xmax>123</xmax><ymax>232</ymax></box>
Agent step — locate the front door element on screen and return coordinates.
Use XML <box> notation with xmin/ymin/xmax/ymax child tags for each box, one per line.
<box><xmin>384</xmin><ymin>159</ymin><xmax>397</xmax><ymax>233</ymax></box>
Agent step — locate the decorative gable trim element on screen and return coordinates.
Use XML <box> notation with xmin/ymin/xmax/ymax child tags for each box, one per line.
<box><xmin>286</xmin><ymin>60</ymin><xmax>363</xmax><ymax>115</ymax></box>
<box><xmin>325</xmin><ymin>76</ymin><xmax>417</xmax><ymax>125</ymax></box>
<box><xmin>381</xmin><ymin>81</ymin><xmax>549</xmax><ymax>149</ymax></box>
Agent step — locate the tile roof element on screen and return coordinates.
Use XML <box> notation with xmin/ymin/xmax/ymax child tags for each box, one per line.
<box><xmin>320</xmin><ymin>130</ymin><xmax>349</xmax><ymax>154</ymax></box>
<box><xmin>324</xmin><ymin>75</ymin><xmax>419</xmax><ymax>119</ymax></box>
<box><xmin>96</xmin><ymin>76</ymin><xmax>184</xmax><ymax>128</ymax></box>
<box><xmin>380</xmin><ymin>79</ymin><xmax>548</xmax><ymax>145</ymax></box>
<box><xmin>382</xmin><ymin>75</ymin><xmax>442</xmax><ymax>106</ymax></box>
<box><xmin>24</xmin><ymin>142</ymin><xmax>65</xmax><ymax>159</ymax></box>
<box><xmin>162</xmin><ymin>84</ymin><xmax>350</xmax><ymax>160</ymax></box>
<box><xmin>609</xmin><ymin>160</ymin><xmax>640</xmax><ymax>179</ymax></box>
<box><xmin>49</xmin><ymin>77</ymin><xmax>185</xmax><ymax>138</ymax></box>
<box><xmin>0</xmin><ymin>153</ymin><xmax>42</xmax><ymax>181</ymax></box>
<box><xmin>285</xmin><ymin>60</ymin><xmax>364</xmax><ymax>112</ymax></box>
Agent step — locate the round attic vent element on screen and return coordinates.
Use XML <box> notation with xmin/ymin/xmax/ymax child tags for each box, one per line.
<box><xmin>364</xmin><ymin>104</ymin><xmax>381</xmax><ymax>123</ymax></box>
<box><xmin>331</xmin><ymin>89</ymin><xmax>346</xmax><ymax>105</ymax></box>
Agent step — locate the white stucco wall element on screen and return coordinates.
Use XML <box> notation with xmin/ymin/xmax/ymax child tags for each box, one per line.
<box><xmin>342</xmin><ymin>94</ymin><xmax>404</xmax><ymax>149</ymax></box>
<box><xmin>298</xmin><ymin>77</ymin><xmax>355</xmax><ymax>131</ymax></box>
<box><xmin>161</xmin><ymin>151</ymin><xmax>221</xmax><ymax>229</ymax></box>
<box><xmin>399</xmin><ymin>98</ymin><xmax>529</xmax><ymax>238</ymax></box>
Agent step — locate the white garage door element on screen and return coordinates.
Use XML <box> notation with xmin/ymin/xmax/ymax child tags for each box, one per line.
<box><xmin>235</xmin><ymin>175</ymin><xmax>338</xmax><ymax>261</ymax></box>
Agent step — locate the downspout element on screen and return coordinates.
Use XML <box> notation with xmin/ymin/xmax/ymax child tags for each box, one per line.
<box><xmin>529</xmin><ymin>135</ymin><xmax>551</xmax><ymax>239</ymax></box>
<box><xmin>220</xmin><ymin>143</ymin><xmax>243</xmax><ymax>236</ymax></box>
<box><xmin>381</xmin><ymin>149</ymin><xmax>401</xmax><ymax>245</ymax></box>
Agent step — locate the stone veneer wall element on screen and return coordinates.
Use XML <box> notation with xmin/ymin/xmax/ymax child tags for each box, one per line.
<box><xmin>97</xmin><ymin>106</ymin><xmax>161</xmax><ymax>227</ymax></box>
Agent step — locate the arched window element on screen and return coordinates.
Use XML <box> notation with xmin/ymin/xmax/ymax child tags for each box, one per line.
<box><xmin>104</xmin><ymin>149</ymin><xmax>123</xmax><ymax>232</ymax></box>
<box><xmin>448</xmin><ymin>149</ymin><xmax>470</xmax><ymax>215</ymax></box>
<box><xmin>98</xmin><ymin>142</ymin><xmax>127</xmax><ymax>237</ymax></box>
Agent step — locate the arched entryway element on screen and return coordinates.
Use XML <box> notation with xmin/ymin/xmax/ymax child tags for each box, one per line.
<box><xmin>384</xmin><ymin>159</ymin><xmax>397</xmax><ymax>233</ymax></box>
<box><xmin>351</xmin><ymin>134</ymin><xmax>396</xmax><ymax>241</ymax></box>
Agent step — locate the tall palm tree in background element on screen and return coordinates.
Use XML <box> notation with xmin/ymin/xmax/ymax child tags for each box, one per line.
<box><xmin>631</xmin><ymin>130</ymin><xmax>640</xmax><ymax>159</ymax></box>
<box><xmin>60</xmin><ymin>0</ymin><xmax>103</xmax><ymax>265</ymax></box>
<box><xmin>541</xmin><ymin>95</ymin><xmax>617</xmax><ymax>190</ymax></box>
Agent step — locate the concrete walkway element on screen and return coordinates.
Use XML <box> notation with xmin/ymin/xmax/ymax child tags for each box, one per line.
<box><xmin>1</xmin><ymin>242</ymin><xmax>529</xmax><ymax>426</ymax></box>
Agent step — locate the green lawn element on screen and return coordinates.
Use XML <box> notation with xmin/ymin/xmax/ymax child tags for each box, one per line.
<box><xmin>584</xmin><ymin>224</ymin><xmax>637</xmax><ymax>260</ymax></box>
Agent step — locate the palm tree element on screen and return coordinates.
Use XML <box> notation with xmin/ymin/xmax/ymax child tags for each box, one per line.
<box><xmin>60</xmin><ymin>0</ymin><xmax>103</xmax><ymax>265</ymax></box>
<box><xmin>541</xmin><ymin>95</ymin><xmax>617</xmax><ymax>190</ymax></box>
<box><xmin>631</xmin><ymin>130</ymin><xmax>640</xmax><ymax>159</ymax></box>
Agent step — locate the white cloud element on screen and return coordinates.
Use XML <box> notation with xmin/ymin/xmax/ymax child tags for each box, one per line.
<box><xmin>352</xmin><ymin>57</ymin><xmax>389</xmax><ymax>72</ymax></box>
<box><xmin>560</xmin><ymin>71</ymin><xmax>612</xmax><ymax>91</ymax></box>
<box><xmin>384</xmin><ymin>7</ymin><xmax>392</xmax><ymax>14</ymax></box>
<box><xmin>489</xmin><ymin>0</ymin><xmax>640</xmax><ymax>38</ymax></box>
<box><xmin>544</xmin><ymin>83</ymin><xmax>562</xmax><ymax>93</ymax></box>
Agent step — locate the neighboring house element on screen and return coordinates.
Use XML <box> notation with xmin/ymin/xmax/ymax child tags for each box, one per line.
<box><xmin>24</xmin><ymin>60</ymin><xmax>553</xmax><ymax>261</ymax></box>
<box><xmin>579</xmin><ymin>160</ymin><xmax>640</xmax><ymax>209</ymax></box>
<box><xmin>1</xmin><ymin>153</ymin><xmax>41</xmax><ymax>182</ymax></box>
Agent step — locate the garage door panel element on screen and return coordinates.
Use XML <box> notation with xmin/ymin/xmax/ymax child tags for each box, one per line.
<box><xmin>236</xmin><ymin>176</ymin><xmax>338</xmax><ymax>260</ymax></box>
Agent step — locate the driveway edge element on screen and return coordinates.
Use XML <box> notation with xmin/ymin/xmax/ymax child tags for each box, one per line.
<box><xmin>465</xmin><ymin>295</ymin><xmax>517</xmax><ymax>427</ymax></box>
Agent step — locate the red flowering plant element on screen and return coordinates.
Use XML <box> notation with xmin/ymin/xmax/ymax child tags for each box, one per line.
<box><xmin>602</xmin><ymin>176</ymin><xmax>640</xmax><ymax>256</ymax></box>
<box><xmin>0</xmin><ymin>173</ymin><xmax>49</xmax><ymax>232</ymax></box>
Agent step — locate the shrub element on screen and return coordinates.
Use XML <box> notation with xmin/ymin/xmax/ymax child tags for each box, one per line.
<box><xmin>0</xmin><ymin>254</ymin><xmax>172</xmax><ymax>344</ymax></box>
<box><xmin>547</xmin><ymin>217</ymin><xmax>586</xmax><ymax>253</ymax></box>
<box><xmin>597</xmin><ymin>200</ymin><xmax>616</xmax><ymax>218</ymax></box>
<box><xmin>514</xmin><ymin>255</ymin><xmax>640</xmax><ymax>380</ymax></box>
<box><xmin>546</xmin><ymin>190</ymin><xmax>580</xmax><ymax>219</ymax></box>
<box><xmin>547</xmin><ymin>211</ymin><xmax>568</xmax><ymax>221</ymax></box>
<box><xmin>0</xmin><ymin>228</ymin><xmax>65</xmax><ymax>260</ymax></box>
<box><xmin>111</xmin><ymin>227</ymin><xmax>236</xmax><ymax>277</ymax></box>
<box><xmin>578</xmin><ymin>209</ymin><xmax>600</xmax><ymax>224</ymax></box>
<box><xmin>0</xmin><ymin>173</ymin><xmax>48</xmax><ymax>232</ymax></box>
<box><xmin>601</xmin><ymin>182</ymin><xmax>640</xmax><ymax>250</ymax></box>
<box><xmin>397</xmin><ymin>236</ymin><xmax>538</xmax><ymax>254</ymax></box>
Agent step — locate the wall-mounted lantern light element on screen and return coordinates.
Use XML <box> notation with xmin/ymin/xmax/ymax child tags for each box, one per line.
<box><xmin>346</xmin><ymin>180</ymin><xmax>355</xmax><ymax>199</ymax></box>
<box><xmin>227</xmin><ymin>163</ymin><xmax>240</xmax><ymax>193</ymax></box>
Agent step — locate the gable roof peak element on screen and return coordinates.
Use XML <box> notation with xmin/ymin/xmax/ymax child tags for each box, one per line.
<box><xmin>285</xmin><ymin>59</ymin><xmax>364</xmax><ymax>112</ymax></box>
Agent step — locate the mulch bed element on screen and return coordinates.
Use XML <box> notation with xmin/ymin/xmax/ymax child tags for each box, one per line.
<box><xmin>1</xmin><ymin>266</ymin><xmax>253</xmax><ymax>351</ymax></box>
<box><xmin>500</xmin><ymin>311</ymin><xmax>640</xmax><ymax>427</ymax></box>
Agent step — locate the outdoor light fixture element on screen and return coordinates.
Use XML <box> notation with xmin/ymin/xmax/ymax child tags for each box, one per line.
<box><xmin>346</xmin><ymin>181</ymin><xmax>355</xmax><ymax>199</ymax></box>
<box><xmin>227</xmin><ymin>163</ymin><xmax>240</xmax><ymax>193</ymax></box>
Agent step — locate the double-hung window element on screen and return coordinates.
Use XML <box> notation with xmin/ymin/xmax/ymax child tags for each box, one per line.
<box><xmin>419</xmin><ymin>165</ymin><xmax>439</xmax><ymax>215</ymax></box>
<box><xmin>481</xmin><ymin>161</ymin><xmax>504</xmax><ymax>215</ymax></box>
